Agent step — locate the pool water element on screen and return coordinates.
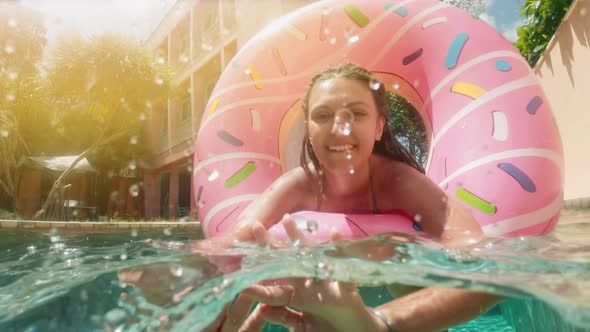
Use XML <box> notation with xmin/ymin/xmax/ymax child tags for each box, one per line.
<box><xmin>0</xmin><ymin>217</ymin><xmax>589</xmax><ymax>332</ymax></box>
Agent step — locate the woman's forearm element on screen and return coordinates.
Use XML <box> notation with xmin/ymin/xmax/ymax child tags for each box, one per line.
<box><xmin>376</xmin><ymin>287</ymin><xmax>503</xmax><ymax>332</ymax></box>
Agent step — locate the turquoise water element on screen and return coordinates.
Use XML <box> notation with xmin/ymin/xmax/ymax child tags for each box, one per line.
<box><xmin>0</xmin><ymin>222</ymin><xmax>589</xmax><ymax>332</ymax></box>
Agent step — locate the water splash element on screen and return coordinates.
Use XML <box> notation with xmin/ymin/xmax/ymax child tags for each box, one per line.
<box><xmin>0</xmin><ymin>224</ymin><xmax>589</xmax><ymax>331</ymax></box>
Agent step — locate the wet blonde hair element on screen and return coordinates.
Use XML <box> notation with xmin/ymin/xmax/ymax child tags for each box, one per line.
<box><xmin>300</xmin><ymin>62</ymin><xmax>425</xmax><ymax>176</ymax></box>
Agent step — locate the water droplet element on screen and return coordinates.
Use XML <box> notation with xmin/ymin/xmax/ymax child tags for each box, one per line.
<box><xmin>8</xmin><ymin>18</ymin><xmax>18</xmax><ymax>28</ymax></box>
<box><xmin>414</xmin><ymin>214</ymin><xmax>422</xmax><ymax>222</ymax></box>
<box><xmin>139</xmin><ymin>112</ymin><xmax>146</xmax><ymax>121</ymax></box>
<box><xmin>581</xmin><ymin>8</ymin><xmax>587</xmax><ymax>16</ymax></box>
<box><xmin>304</xmin><ymin>279</ymin><xmax>313</xmax><ymax>288</ymax></box>
<box><xmin>331</xmin><ymin>109</ymin><xmax>354</xmax><ymax>136</ymax></box>
<box><xmin>201</xmin><ymin>43</ymin><xmax>213</xmax><ymax>51</ymax></box>
<box><xmin>392</xmin><ymin>83</ymin><xmax>400</xmax><ymax>90</ymax></box>
<box><xmin>348</xmin><ymin>165</ymin><xmax>355</xmax><ymax>175</ymax></box>
<box><xmin>163</xmin><ymin>228</ymin><xmax>172</xmax><ymax>236</ymax></box>
<box><xmin>130</xmin><ymin>229</ymin><xmax>138</xmax><ymax>237</ymax></box>
<box><xmin>128</xmin><ymin>161</ymin><xmax>136</xmax><ymax>170</ymax></box>
<box><xmin>8</xmin><ymin>71</ymin><xmax>18</xmax><ymax>80</ymax></box>
<box><xmin>27</xmin><ymin>245</ymin><xmax>36</xmax><ymax>254</ymax></box>
<box><xmin>156</xmin><ymin>56</ymin><xmax>166</xmax><ymax>64</ymax></box>
<box><xmin>306</xmin><ymin>220</ymin><xmax>318</xmax><ymax>234</ymax></box>
<box><xmin>207</xmin><ymin>170</ymin><xmax>219</xmax><ymax>182</ymax></box>
<box><xmin>328</xmin><ymin>37</ymin><xmax>337</xmax><ymax>45</ymax></box>
<box><xmin>345</xmin><ymin>149</ymin><xmax>352</xmax><ymax>160</ymax></box>
<box><xmin>129</xmin><ymin>136</ymin><xmax>138</xmax><ymax>145</ymax></box>
<box><xmin>369</xmin><ymin>79</ymin><xmax>381</xmax><ymax>91</ymax></box>
<box><xmin>129</xmin><ymin>184</ymin><xmax>140</xmax><ymax>197</ymax></box>
<box><xmin>348</xmin><ymin>35</ymin><xmax>360</xmax><ymax>44</ymax></box>
<box><xmin>179</xmin><ymin>54</ymin><xmax>189</xmax><ymax>63</ymax></box>
<box><xmin>72</xmin><ymin>210</ymin><xmax>78</xmax><ymax>217</ymax></box>
<box><xmin>0</xmin><ymin>130</ymin><xmax>9</xmax><ymax>138</ymax></box>
<box><xmin>4</xmin><ymin>42</ymin><xmax>15</xmax><ymax>54</ymax></box>
<box><xmin>244</xmin><ymin>68</ymin><xmax>251</xmax><ymax>75</ymax></box>
<box><xmin>5</xmin><ymin>93</ymin><xmax>15</xmax><ymax>102</ymax></box>
<box><xmin>186</xmin><ymin>165</ymin><xmax>193</xmax><ymax>173</ymax></box>
<box><xmin>155</xmin><ymin>75</ymin><xmax>164</xmax><ymax>85</ymax></box>
<box><xmin>323</xmin><ymin>27</ymin><xmax>331</xmax><ymax>35</ymax></box>
<box><xmin>50</xmin><ymin>235</ymin><xmax>60</xmax><ymax>243</ymax></box>
<box><xmin>120</xmin><ymin>253</ymin><xmax>127</xmax><ymax>260</ymax></box>
<box><xmin>322</xmin><ymin>7</ymin><xmax>333</xmax><ymax>16</ymax></box>
<box><xmin>170</xmin><ymin>265</ymin><xmax>183</xmax><ymax>277</ymax></box>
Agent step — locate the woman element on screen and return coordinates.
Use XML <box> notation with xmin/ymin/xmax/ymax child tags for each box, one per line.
<box><xmin>203</xmin><ymin>63</ymin><xmax>501</xmax><ymax>331</ymax></box>
<box><xmin>121</xmin><ymin>63</ymin><xmax>501</xmax><ymax>331</ymax></box>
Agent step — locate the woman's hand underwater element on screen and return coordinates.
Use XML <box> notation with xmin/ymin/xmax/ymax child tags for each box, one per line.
<box><xmin>206</xmin><ymin>215</ymin><xmax>389</xmax><ymax>332</ymax></box>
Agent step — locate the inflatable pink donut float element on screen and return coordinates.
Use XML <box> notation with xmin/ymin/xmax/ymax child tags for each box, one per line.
<box><xmin>193</xmin><ymin>0</ymin><xmax>563</xmax><ymax>241</ymax></box>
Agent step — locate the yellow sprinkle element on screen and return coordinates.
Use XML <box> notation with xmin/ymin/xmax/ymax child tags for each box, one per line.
<box><xmin>247</xmin><ymin>65</ymin><xmax>264</xmax><ymax>90</ymax></box>
<box><xmin>207</xmin><ymin>98</ymin><xmax>219</xmax><ymax>116</ymax></box>
<box><xmin>451</xmin><ymin>82</ymin><xmax>486</xmax><ymax>99</ymax></box>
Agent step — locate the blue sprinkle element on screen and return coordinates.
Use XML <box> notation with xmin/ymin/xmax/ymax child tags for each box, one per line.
<box><xmin>498</xmin><ymin>163</ymin><xmax>536</xmax><ymax>193</ymax></box>
<box><xmin>412</xmin><ymin>222</ymin><xmax>423</xmax><ymax>231</ymax></box>
<box><xmin>384</xmin><ymin>2</ymin><xmax>393</xmax><ymax>10</ymax></box>
<box><xmin>526</xmin><ymin>96</ymin><xmax>543</xmax><ymax>114</ymax></box>
<box><xmin>445</xmin><ymin>32</ymin><xmax>469</xmax><ymax>69</ymax></box>
<box><xmin>495</xmin><ymin>60</ymin><xmax>512</xmax><ymax>71</ymax></box>
<box><xmin>395</xmin><ymin>7</ymin><xmax>408</xmax><ymax>17</ymax></box>
<box><xmin>217</xmin><ymin>130</ymin><xmax>243</xmax><ymax>146</ymax></box>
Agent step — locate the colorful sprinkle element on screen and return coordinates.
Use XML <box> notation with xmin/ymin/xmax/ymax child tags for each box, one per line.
<box><xmin>285</xmin><ymin>24</ymin><xmax>307</xmax><ymax>41</ymax></box>
<box><xmin>319</xmin><ymin>8</ymin><xmax>331</xmax><ymax>41</ymax></box>
<box><xmin>526</xmin><ymin>96</ymin><xmax>543</xmax><ymax>114</ymax></box>
<box><xmin>422</xmin><ymin>16</ymin><xmax>447</xmax><ymax>29</ymax></box>
<box><xmin>344</xmin><ymin>4</ymin><xmax>369</xmax><ymax>28</ymax></box>
<box><xmin>445</xmin><ymin>32</ymin><xmax>469</xmax><ymax>69</ymax></box>
<box><xmin>402</xmin><ymin>48</ymin><xmax>423</xmax><ymax>65</ymax></box>
<box><xmin>394</xmin><ymin>7</ymin><xmax>408</xmax><ymax>17</ymax></box>
<box><xmin>412</xmin><ymin>222</ymin><xmax>423</xmax><ymax>231</ymax></box>
<box><xmin>207</xmin><ymin>98</ymin><xmax>219</xmax><ymax>116</ymax></box>
<box><xmin>456</xmin><ymin>188</ymin><xmax>496</xmax><ymax>215</ymax></box>
<box><xmin>196</xmin><ymin>185</ymin><xmax>203</xmax><ymax>201</ymax></box>
<box><xmin>498</xmin><ymin>163</ymin><xmax>536</xmax><ymax>193</ymax></box>
<box><xmin>225</xmin><ymin>162</ymin><xmax>256</xmax><ymax>188</ymax></box>
<box><xmin>492</xmin><ymin>111</ymin><xmax>508</xmax><ymax>141</ymax></box>
<box><xmin>250</xmin><ymin>108</ymin><xmax>261</xmax><ymax>131</ymax></box>
<box><xmin>246</xmin><ymin>65</ymin><xmax>264</xmax><ymax>90</ymax></box>
<box><xmin>217</xmin><ymin>130</ymin><xmax>243</xmax><ymax>146</ymax></box>
<box><xmin>495</xmin><ymin>60</ymin><xmax>512</xmax><ymax>72</ymax></box>
<box><xmin>272</xmin><ymin>48</ymin><xmax>287</xmax><ymax>75</ymax></box>
<box><xmin>451</xmin><ymin>82</ymin><xmax>487</xmax><ymax>99</ymax></box>
<box><xmin>384</xmin><ymin>2</ymin><xmax>393</xmax><ymax>9</ymax></box>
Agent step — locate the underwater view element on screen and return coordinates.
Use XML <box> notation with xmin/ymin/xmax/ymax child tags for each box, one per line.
<box><xmin>2</xmin><ymin>0</ymin><xmax>590</xmax><ymax>331</ymax></box>
<box><xmin>0</xmin><ymin>212</ymin><xmax>589</xmax><ymax>331</ymax></box>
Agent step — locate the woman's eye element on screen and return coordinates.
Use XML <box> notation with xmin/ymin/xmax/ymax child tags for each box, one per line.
<box><xmin>353</xmin><ymin>110</ymin><xmax>366</xmax><ymax>117</ymax></box>
<box><xmin>313</xmin><ymin>113</ymin><xmax>331</xmax><ymax>121</ymax></box>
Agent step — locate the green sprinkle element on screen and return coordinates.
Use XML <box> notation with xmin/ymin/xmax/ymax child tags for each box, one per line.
<box><xmin>225</xmin><ymin>162</ymin><xmax>256</xmax><ymax>188</ymax></box>
<box><xmin>456</xmin><ymin>188</ymin><xmax>496</xmax><ymax>215</ymax></box>
<box><xmin>344</xmin><ymin>4</ymin><xmax>369</xmax><ymax>28</ymax></box>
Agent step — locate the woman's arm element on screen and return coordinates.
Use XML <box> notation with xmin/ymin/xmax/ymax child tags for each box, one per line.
<box><xmin>218</xmin><ymin>167</ymin><xmax>312</xmax><ymax>241</ymax></box>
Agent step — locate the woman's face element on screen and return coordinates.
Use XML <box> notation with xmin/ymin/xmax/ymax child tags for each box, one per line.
<box><xmin>306</xmin><ymin>77</ymin><xmax>385</xmax><ymax>173</ymax></box>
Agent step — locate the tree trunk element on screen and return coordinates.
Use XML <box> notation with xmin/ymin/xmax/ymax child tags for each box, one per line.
<box><xmin>34</xmin><ymin>129</ymin><xmax>128</xmax><ymax>220</ymax></box>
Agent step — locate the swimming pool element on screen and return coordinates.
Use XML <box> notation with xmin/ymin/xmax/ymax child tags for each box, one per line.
<box><xmin>0</xmin><ymin>213</ymin><xmax>588</xmax><ymax>332</ymax></box>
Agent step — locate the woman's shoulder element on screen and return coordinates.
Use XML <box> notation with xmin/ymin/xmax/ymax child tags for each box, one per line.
<box><xmin>372</xmin><ymin>155</ymin><xmax>423</xmax><ymax>181</ymax></box>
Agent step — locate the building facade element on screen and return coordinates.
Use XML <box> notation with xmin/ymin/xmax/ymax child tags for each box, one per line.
<box><xmin>533</xmin><ymin>0</ymin><xmax>590</xmax><ymax>201</ymax></box>
<box><xmin>142</xmin><ymin>0</ymin><xmax>316</xmax><ymax>220</ymax></box>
